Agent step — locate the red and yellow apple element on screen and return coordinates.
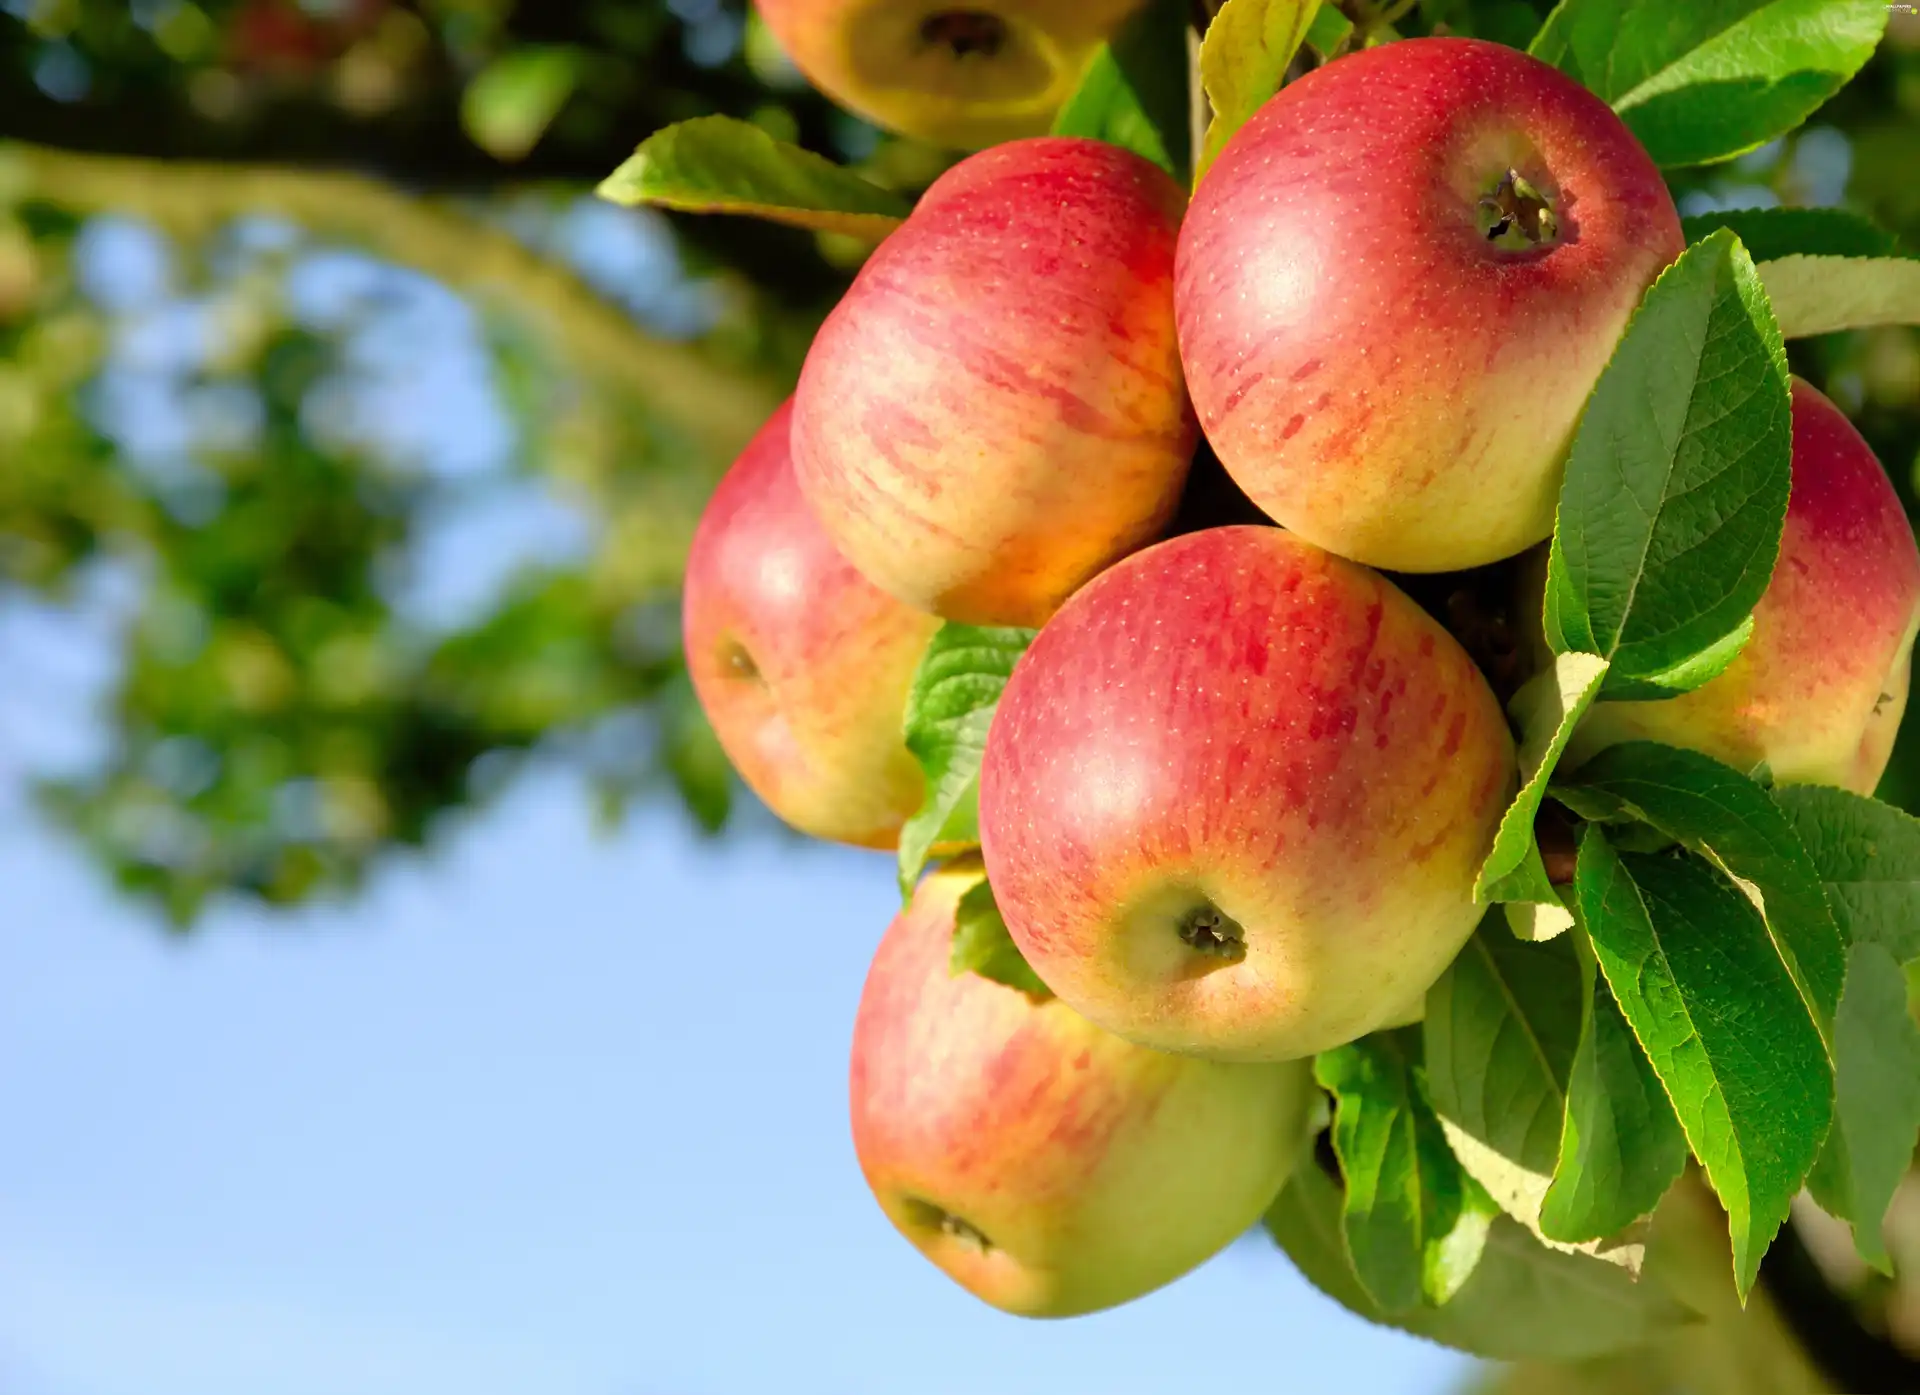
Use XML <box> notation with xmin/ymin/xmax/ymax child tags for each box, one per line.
<box><xmin>979</xmin><ymin>526</ymin><xmax>1516</xmax><ymax>1062</ymax></box>
<box><xmin>851</xmin><ymin>859</ymin><xmax>1315</xmax><ymax>1317</ymax></box>
<box><xmin>682</xmin><ymin>399</ymin><xmax>939</xmax><ymax>848</ymax></box>
<box><xmin>1563</xmin><ymin>379</ymin><xmax>1920</xmax><ymax>793</ymax></box>
<box><xmin>753</xmin><ymin>0</ymin><xmax>1146</xmax><ymax>150</ymax></box>
<box><xmin>1176</xmin><ymin>37</ymin><xmax>1684</xmax><ymax>573</ymax></box>
<box><xmin>793</xmin><ymin>137</ymin><xmax>1197</xmax><ymax>628</ymax></box>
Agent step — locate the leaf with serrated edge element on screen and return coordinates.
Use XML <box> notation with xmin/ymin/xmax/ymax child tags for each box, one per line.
<box><xmin>1759</xmin><ymin>256</ymin><xmax>1920</xmax><ymax>340</ymax></box>
<box><xmin>1625</xmin><ymin>614</ymin><xmax>1752</xmax><ymax>696</ymax></box>
<box><xmin>896</xmin><ymin>625</ymin><xmax>1035</xmax><ymax>897</ymax></box>
<box><xmin>950</xmin><ymin>874</ymin><xmax>1052</xmax><ymax>999</ymax></box>
<box><xmin>1530</xmin><ymin>0</ymin><xmax>1885</xmax><ymax>168</ymax></box>
<box><xmin>1437</xmin><ymin>1118</ymin><xmax>1648</xmax><ymax>1273</ymax></box>
<box><xmin>1806</xmin><ymin>942</ymin><xmax>1920</xmax><ymax>1273</ymax></box>
<box><xmin>1267</xmin><ymin>1159</ymin><xmax>1692</xmax><ymax>1361</ymax></box>
<box><xmin>1553</xmin><ymin>742</ymin><xmax>1846</xmax><ymax>1042</ymax></box>
<box><xmin>1052</xmin><ymin>0</ymin><xmax>1192</xmax><ymax>184</ymax></box>
<box><xmin>1574</xmin><ymin>830</ymin><xmax>1832</xmax><ymax>1298</ymax></box>
<box><xmin>1196</xmin><ymin>0</ymin><xmax>1320</xmax><ymax>182</ymax></box>
<box><xmin>1315</xmin><ymin>1033</ymin><xmax>1491</xmax><ymax>1312</ymax></box>
<box><xmin>1775</xmin><ymin>785</ymin><xmax>1920</xmax><ymax>964</ymax></box>
<box><xmin>1544</xmin><ymin>231</ymin><xmax>1791</xmax><ymax>698</ymax></box>
<box><xmin>1477</xmin><ymin>654</ymin><xmax>1609</xmax><ymax>905</ymax></box>
<box><xmin>1540</xmin><ymin>947</ymin><xmax>1688</xmax><ymax>1244</ymax></box>
<box><xmin>1682</xmin><ymin>207</ymin><xmax>1906</xmax><ymax>262</ymax></box>
<box><xmin>1425</xmin><ymin>921</ymin><xmax>1582</xmax><ymax>1174</ymax></box>
<box><xmin>1424</xmin><ymin>923</ymin><xmax>1646</xmax><ymax>1269</ymax></box>
<box><xmin>598</xmin><ymin>116</ymin><xmax>910</xmax><ymax>238</ymax></box>
<box><xmin>1505</xmin><ymin>896</ymin><xmax>1576</xmax><ymax>943</ymax></box>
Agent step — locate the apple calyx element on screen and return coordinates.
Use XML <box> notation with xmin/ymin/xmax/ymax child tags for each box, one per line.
<box><xmin>918</xmin><ymin>11</ymin><xmax>1010</xmax><ymax>60</ymax></box>
<box><xmin>720</xmin><ymin>639</ymin><xmax>763</xmax><ymax>684</ymax></box>
<box><xmin>1177</xmin><ymin>903</ymin><xmax>1247</xmax><ymax>962</ymax></box>
<box><xmin>1477</xmin><ymin>169</ymin><xmax>1559</xmax><ymax>253</ymax></box>
<box><xmin>904</xmin><ymin>1196</ymin><xmax>994</xmax><ymax>1253</ymax></box>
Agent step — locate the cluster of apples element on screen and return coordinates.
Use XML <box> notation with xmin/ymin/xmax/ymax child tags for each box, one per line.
<box><xmin>683</xmin><ymin>19</ymin><xmax>1920</xmax><ymax>1318</ymax></box>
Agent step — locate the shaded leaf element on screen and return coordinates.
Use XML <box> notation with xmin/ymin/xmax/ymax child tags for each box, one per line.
<box><xmin>1267</xmin><ymin>1157</ymin><xmax>1692</xmax><ymax>1360</ymax></box>
<box><xmin>1424</xmin><ymin>920</ymin><xmax>1583</xmax><ymax>1175</ymax></box>
<box><xmin>1316</xmin><ymin>1032</ymin><xmax>1495</xmax><ymax>1312</ymax></box>
<box><xmin>1775</xmin><ymin>784</ymin><xmax>1920</xmax><ymax>964</ymax></box>
<box><xmin>1543</xmin><ymin>230</ymin><xmax>1792</xmax><ymax>701</ymax></box>
<box><xmin>1304</xmin><ymin>3</ymin><xmax>1356</xmax><ymax>55</ymax></box>
<box><xmin>1574</xmin><ymin>831</ymin><xmax>1832</xmax><ymax>1297</ymax></box>
<box><xmin>1052</xmin><ymin>0</ymin><xmax>1194</xmax><ymax>185</ymax></box>
<box><xmin>1806</xmin><ymin>941</ymin><xmax>1920</xmax><ymax>1272</ymax></box>
<box><xmin>1758</xmin><ymin>256</ymin><xmax>1920</xmax><ymax>340</ymax></box>
<box><xmin>1425</xmin><ymin>923</ymin><xmax>1651</xmax><ymax>1269</ymax></box>
<box><xmin>950</xmin><ymin>874</ymin><xmax>1052</xmax><ymax>999</ymax></box>
<box><xmin>1681</xmin><ymin>206</ymin><xmax>1905</xmax><ymax>262</ymax></box>
<box><xmin>1540</xmin><ymin>948</ymin><xmax>1688</xmax><ymax>1243</ymax></box>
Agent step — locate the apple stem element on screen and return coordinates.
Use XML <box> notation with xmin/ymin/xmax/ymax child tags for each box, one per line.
<box><xmin>918</xmin><ymin>12</ymin><xmax>1010</xmax><ymax>60</ymax></box>
<box><xmin>1477</xmin><ymin>169</ymin><xmax>1559</xmax><ymax>253</ymax></box>
<box><xmin>1177</xmin><ymin>904</ymin><xmax>1247</xmax><ymax>961</ymax></box>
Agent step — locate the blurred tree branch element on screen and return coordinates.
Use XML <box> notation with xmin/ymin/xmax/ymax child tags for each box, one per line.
<box><xmin>0</xmin><ymin>139</ymin><xmax>783</xmax><ymax>474</ymax></box>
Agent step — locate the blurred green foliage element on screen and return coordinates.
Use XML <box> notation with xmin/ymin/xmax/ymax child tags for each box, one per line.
<box><xmin>1</xmin><ymin>0</ymin><xmax>1918</xmax><ymax>922</ymax></box>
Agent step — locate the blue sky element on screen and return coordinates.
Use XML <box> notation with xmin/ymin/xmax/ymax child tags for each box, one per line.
<box><xmin>0</xmin><ymin>768</ymin><xmax>1471</xmax><ymax>1395</ymax></box>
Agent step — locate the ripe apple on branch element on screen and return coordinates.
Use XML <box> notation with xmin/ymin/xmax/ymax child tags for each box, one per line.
<box><xmin>607</xmin><ymin>0</ymin><xmax>1920</xmax><ymax>1361</ymax></box>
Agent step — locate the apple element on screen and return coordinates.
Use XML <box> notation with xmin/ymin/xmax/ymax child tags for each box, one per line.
<box><xmin>682</xmin><ymin>399</ymin><xmax>940</xmax><ymax>849</ymax></box>
<box><xmin>793</xmin><ymin>137</ymin><xmax>1197</xmax><ymax>628</ymax></box>
<box><xmin>1176</xmin><ymin>37</ymin><xmax>1684</xmax><ymax>574</ymax></box>
<box><xmin>753</xmin><ymin>0</ymin><xmax>1146</xmax><ymax>150</ymax></box>
<box><xmin>851</xmin><ymin>858</ymin><xmax>1315</xmax><ymax>1317</ymax></box>
<box><xmin>1561</xmin><ymin>379</ymin><xmax>1920</xmax><ymax>793</ymax></box>
<box><xmin>978</xmin><ymin>526</ymin><xmax>1516</xmax><ymax>1063</ymax></box>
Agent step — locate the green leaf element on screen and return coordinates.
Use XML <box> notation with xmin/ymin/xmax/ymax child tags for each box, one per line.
<box><xmin>462</xmin><ymin>46</ymin><xmax>582</xmax><ymax>161</ymax></box>
<box><xmin>1267</xmin><ymin>1158</ymin><xmax>1693</xmax><ymax>1361</ymax></box>
<box><xmin>1529</xmin><ymin>0</ymin><xmax>1886</xmax><ymax>168</ymax></box>
<box><xmin>1574</xmin><ymin>832</ymin><xmax>1833</xmax><ymax>1297</ymax></box>
<box><xmin>1417</xmin><ymin>0</ymin><xmax>1548</xmax><ymax>47</ymax></box>
<box><xmin>1626</xmin><ymin>614</ymin><xmax>1755</xmax><ymax>694</ymax></box>
<box><xmin>896</xmin><ymin>624</ymin><xmax>1036</xmax><ymax>897</ymax></box>
<box><xmin>1424</xmin><ymin>920</ymin><xmax>1583</xmax><ymax>1176</ymax></box>
<box><xmin>1315</xmin><ymin>1032</ymin><xmax>1496</xmax><ymax>1312</ymax></box>
<box><xmin>1540</xmin><ymin>948</ymin><xmax>1689</xmax><ymax>1243</ymax></box>
<box><xmin>1806</xmin><ymin>941</ymin><xmax>1920</xmax><ymax>1272</ymax></box>
<box><xmin>950</xmin><ymin>874</ymin><xmax>1052</xmax><ymax>999</ymax></box>
<box><xmin>1543</xmin><ymin>230</ymin><xmax>1792</xmax><ymax>701</ymax></box>
<box><xmin>1304</xmin><ymin>3</ymin><xmax>1356</xmax><ymax>55</ymax></box>
<box><xmin>1775</xmin><ymin>785</ymin><xmax>1920</xmax><ymax>964</ymax></box>
<box><xmin>1424</xmin><ymin>924</ymin><xmax>1654</xmax><ymax>1267</ymax></box>
<box><xmin>1757</xmin><ymin>256</ymin><xmax>1920</xmax><ymax>340</ymax></box>
<box><xmin>598</xmin><ymin>116</ymin><xmax>911</xmax><ymax>239</ymax></box>
<box><xmin>1552</xmin><ymin>742</ymin><xmax>1847</xmax><ymax>1041</ymax></box>
<box><xmin>1196</xmin><ymin>0</ymin><xmax>1321</xmax><ymax>182</ymax></box>
<box><xmin>1051</xmin><ymin>0</ymin><xmax>1194</xmax><ymax>185</ymax></box>
<box><xmin>1682</xmin><ymin>207</ymin><xmax>1905</xmax><ymax>262</ymax></box>
<box><xmin>1476</xmin><ymin>653</ymin><xmax>1610</xmax><ymax>906</ymax></box>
